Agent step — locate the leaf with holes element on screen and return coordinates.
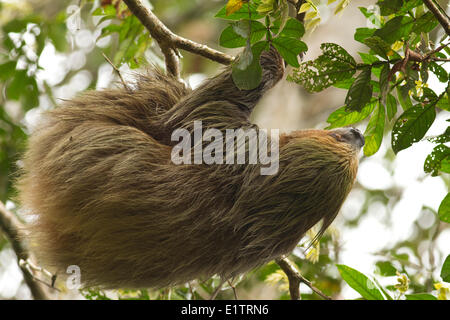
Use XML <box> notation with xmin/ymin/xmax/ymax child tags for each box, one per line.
<box><xmin>429</xmin><ymin>61</ymin><xmax>448</xmax><ymax>83</ymax></box>
<box><xmin>439</xmin><ymin>194</ymin><xmax>450</xmax><ymax>223</ymax></box>
<box><xmin>427</xmin><ymin>127</ymin><xmax>450</xmax><ymax>144</ymax></box>
<box><xmin>424</xmin><ymin>144</ymin><xmax>450</xmax><ymax>176</ymax></box>
<box><xmin>288</xmin><ymin>43</ymin><xmax>357</xmax><ymax>92</ymax></box>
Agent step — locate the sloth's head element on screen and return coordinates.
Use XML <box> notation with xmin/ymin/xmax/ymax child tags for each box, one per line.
<box><xmin>282</xmin><ymin>126</ymin><xmax>365</xmax><ymax>154</ymax></box>
<box><xmin>328</xmin><ymin>127</ymin><xmax>365</xmax><ymax>150</ymax></box>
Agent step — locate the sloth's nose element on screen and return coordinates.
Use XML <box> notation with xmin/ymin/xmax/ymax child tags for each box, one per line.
<box><xmin>350</xmin><ymin>127</ymin><xmax>365</xmax><ymax>148</ymax></box>
<box><xmin>329</xmin><ymin>127</ymin><xmax>365</xmax><ymax>150</ymax></box>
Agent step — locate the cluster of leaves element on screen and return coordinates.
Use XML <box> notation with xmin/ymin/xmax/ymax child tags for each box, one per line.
<box><xmin>287</xmin><ymin>0</ymin><xmax>449</xmax><ymax>224</ymax></box>
<box><xmin>93</xmin><ymin>0</ymin><xmax>151</xmax><ymax>69</ymax></box>
<box><xmin>0</xmin><ymin>8</ymin><xmax>68</xmax><ymax>201</ymax></box>
<box><xmin>337</xmin><ymin>253</ymin><xmax>450</xmax><ymax>300</ymax></box>
<box><xmin>217</xmin><ymin>0</ymin><xmax>307</xmax><ymax>89</ymax></box>
<box><xmin>219</xmin><ymin>0</ymin><xmax>449</xmax><ymax>300</ymax></box>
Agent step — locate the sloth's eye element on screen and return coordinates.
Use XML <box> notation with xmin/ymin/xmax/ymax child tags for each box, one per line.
<box><xmin>329</xmin><ymin>132</ymin><xmax>344</xmax><ymax>142</ymax></box>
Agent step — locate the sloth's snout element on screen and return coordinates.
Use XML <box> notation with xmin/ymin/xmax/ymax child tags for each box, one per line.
<box><xmin>329</xmin><ymin>127</ymin><xmax>365</xmax><ymax>150</ymax></box>
<box><xmin>349</xmin><ymin>127</ymin><xmax>365</xmax><ymax>148</ymax></box>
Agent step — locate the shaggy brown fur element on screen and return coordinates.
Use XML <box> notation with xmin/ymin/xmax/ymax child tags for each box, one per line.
<box><xmin>17</xmin><ymin>48</ymin><xmax>362</xmax><ymax>289</ymax></box>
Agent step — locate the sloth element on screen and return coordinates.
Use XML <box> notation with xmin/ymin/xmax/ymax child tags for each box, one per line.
<box><xmin>17</xmin><ymin>47</ymin><xmax>364</xmax><ymax>289</ymax></box>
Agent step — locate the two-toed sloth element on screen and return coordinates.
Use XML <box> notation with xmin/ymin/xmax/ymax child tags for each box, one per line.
<box><xmin>17</xmin><ymin>47</ymin><xmax>364</xmax><ymax>289</ymax></box>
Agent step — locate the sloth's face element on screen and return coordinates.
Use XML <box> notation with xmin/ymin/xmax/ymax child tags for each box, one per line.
<box><xmin>328</xmin><ymin>127</ymin><xmax>365</xmax><ymax>150</ymax></box>
<box><xmin>280</xmin><ymin>128</ymin><xmax>365</xmax><ymax>153</ymax></box>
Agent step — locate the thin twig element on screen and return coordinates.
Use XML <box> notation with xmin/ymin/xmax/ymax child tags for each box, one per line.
<box><xmin>432</xmin><ymin>57</ymin><xmax>450</xmax><ymax>62</ymax></box>
<box><xmin>227</xmin><ymin>280</ymin><xmax>238</xmax><ymax>300</ymax></box>
<box><xmin>122</xmin><ymin>0</ymin><xmax>234</xmax><ymax>79</ymax></box>
<box><xmin>0</xmin><ymin>201</ymin><xmax>50</xmax><ymax>299</ymax></box>
<box><xmin>275</xmin><ymin>256</ymin><xmax>332</xmax><ymax>300</ymax></box>
<box><xmin>209</xmin><ymin>278</ymin><xmax>226</xmax><ymax>300</ymax></box>
<box><xmin>422</xmin><ymin>0</ymin><xmax>450</xmax><ymax>36</ymax></box>
<box><xmin>102</xmin><ymin>52</ymin><xmax>130</xmax><ymax>91</ymax></box>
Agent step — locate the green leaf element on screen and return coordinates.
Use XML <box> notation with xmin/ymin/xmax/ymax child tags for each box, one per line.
<box><xmin>336</xmin><ymin>264</ymin><xmax>385</xmax><ymax>300</ymax></box>
<box><xmin>400</xmin><ymin>0</ymin><xmax>423</xmax><ymax>13</ymax></box>
<box><xmin>364</xmin><ymin>36</ymin><xmax>391</xmax><ymax>60</ymax></box>
<box><xmin>215</xmin><ymin>2</ymin><xmax>264</xmax><ymax>20</ymax></box>
<box><xmin>326</xmin><ymin>100</ymin><xmax>376</xmax><ymax>129</ymax></box>
<box><xmin>396</xmin><ymin>84</ymin><xmax>413</xmax><ymax>110</ymax></box>
<box><xmin>386</xmin><ymin>93</ymin><xmax>398</xmax><ymax>121</ymax></box>
<box><xmin>358</xmin><ymin>52</ymin><xmax>379</xmax><ymax>65</ymax></box>
<box><xmin>354</xmin><ymin>28</ymin><xmax>376</xmax><ymax>44</ymax></box>
<box><xmin>0</xmin><ymin>61</ymin><xmax>17</xmax><ymax>81</ymax></box>
<box><xmin>359</xmin><ymin>7</ymin><xmax>381</xmax><ymax>27</ymax></box>
<box><xmin>376</xmin><ymin>0</ymin><xmax>403</xmax><ymax>15</ymax></box>
<box><xmin>219</xmin><ymin>21</ymin><xmax>266</xmax><ymax>48</ymax></box>
<box><xmin>424</xmin><ymin>144</ymin><xmax>450</xmax><ymax>176</ymax></box>
<box><xmin>429</xmin><ymin>61</ymin><xmax>448</xmax><ymax>83</ymax></box>
<box><xmin>441</xmin><ymin>158</ymin><xmax>450</xmax><ymax>174</ymax></box>
<box><xmin>438</xmin><ymin>193</ymin><xmax>450</xmax><ymax>223</ymax></box>
<box><xmin>288</xmin><ymin>43</ymin><xmax>357</xmax><ymax>92</ymax></box>
<box><xmin>405</xmin><ymin>293</ymin><xmax>438</xmax><ymax>300</ymax></box>
<box><xmin>374</xmin><ymin>16</ymin><xmax>414</xmax><ymax>44</ymax></box>
<box><xmin>272</xmin><ymin>37</ymin><xmax>307</xmax><ymax>68</ymax></box>
<box><xmin>103</xmin><ymin>5</ymin><xmax>117</xmax><ymax>16</ymax></box>
<box><xmin>413</xmin><ymin>11</ymin><xmax>439</xmax><ymax>33</ymax></box>
<box><xmin>364</xmin><ymin>101</ymin><xmax>385</xmax><ymax>156</ymax></box>
<box><xmin>98</xmin><ymin>24</ymin><xmax>122</xmax><ymax>40</ymax></box>
<box><xmin>257</xmin><ymin>0</ymin><xmax>275</xmax><ymax>15</ymax></box>
<box><xmin>441</xmin><ymin>255</ymin><xmax>450</xmax><ymax>281</ymax></box>
<box><xmin>232</xmin><ymin>41</ymin><xmax>268</xmax><ymax>90</ymax></box>
<box><xmin>345</xmin><ymin>68</ymin><xmax>373</xmax><ymax>112</ymax></box>
<box><xmin>391</xmin><ymin>102</ymin><xmax>437</xmax><ymax>154</ymax></box>
<box><xmin>48</xmin><ymin>19</ymin><xmax>67</xmax><ymax>52</ymax></box>
<box><xmin>375</xmin><ymin>261</ymin><xmax>397</xmax><ymax>276</ymax></box>
<box><xmin>270</xmin><ymin>17</ymin><xmax>305</xmax><ymax>39</ymax></box>
<box><xmin>333</xmin><ymin>77</ymin><xmax>355</xmax><ymax>89</ymax></box>
<box><xmin>6</xmin><ymin>70</ymin><xmax>28</xmax><ymax>100</ymax></box>
<box><xmin>420</xmin><ymin>60</ymin><xmax>429</xmax><ymax>84</ymax></box>
<box><xmin>379</xmin><ymin>63</ymin><xmax>390</xmax><ymax>102</ymax></box>
<box><xmin>427</xmin><ymin>127</ymin><xmax>450</xmax><ymax>144</ymax></box>
<box><xmin>92</xmin><ymin>7</ymin><xmax>104</xmax><ymax>16</ymax></box>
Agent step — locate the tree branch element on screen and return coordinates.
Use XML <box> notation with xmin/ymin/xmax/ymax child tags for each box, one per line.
<box><xmin>0</xmin><ymin>201</ymin><xmax>50</xmax><ymax>299</ymax></box>
<box><xmin>422</xmin><ymin>0</ymin><xmax>450</xmax><ymax>36</ymax></box>
<box><xmin>275</xmin><ymin>256</ymin><xmax>332</xmax><ymax>300</ymax></box>
<box><xmin>122</xmin><ymin>0</ymin><xmax>234</xmax><ymax>79</ymax></box>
